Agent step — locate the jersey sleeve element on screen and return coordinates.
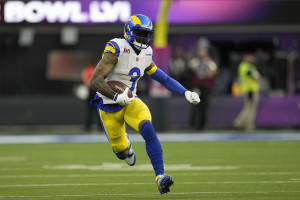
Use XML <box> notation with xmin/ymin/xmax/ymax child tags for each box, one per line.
<box><xmin>103</xmin><ymin>40</ymin><xmax>121</xmax><ymax>57</ymax></box>
<box><xmin>147</xmin><ymin>65</ymin><xmax>187</xmax><ymax>95</ymax></box>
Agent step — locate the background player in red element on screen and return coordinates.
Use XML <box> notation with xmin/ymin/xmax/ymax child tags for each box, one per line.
<box><xmin>81</xmin><ymin>61</ymin><xmax>97</xmax><ymax>132</ymax></box>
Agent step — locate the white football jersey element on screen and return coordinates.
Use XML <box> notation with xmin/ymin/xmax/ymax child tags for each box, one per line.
<box><xmin>97</xmin><ymin>38</ymin><xmax>153</xmax><ymax>104</ymax></box>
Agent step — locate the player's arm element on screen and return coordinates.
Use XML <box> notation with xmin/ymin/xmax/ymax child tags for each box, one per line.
<box><xmin>89</xmin><ymin>52</ymin><xmax>117</xmax><ymax>100</ymax></box>
<box><xmin>247</xmin><ymin>68</ymin><xmax>261</xmax><ymax>82</ymax></box>
<box><xmin>90</xmin><ymin>52</ymin><xmax>134</xmax><ymax>105</ymax></box>
<box><xmin>145</xmin><ymin>61</ymin><xmax>200</xmax><ymax>104</ymax></box>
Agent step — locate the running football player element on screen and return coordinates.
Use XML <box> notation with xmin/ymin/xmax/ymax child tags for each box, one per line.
<box><xmin>89</xmin><ymin>14</ymin><xmax>200</xmax><ymax>194</ymax></box>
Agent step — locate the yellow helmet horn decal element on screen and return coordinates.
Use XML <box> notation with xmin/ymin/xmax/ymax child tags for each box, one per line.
<box><xmin>130</xmin><ymin>15</ymin><xmax>142</xmax><ymax>26</ymax></box>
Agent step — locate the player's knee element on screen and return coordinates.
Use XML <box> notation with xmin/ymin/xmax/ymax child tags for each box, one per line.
<box><xmin>138</xmin><ymin>120</ymin><xmax>151</xmax><ymax>132</ymax></box>
<box><xmin>140</xmin><ymin>121</ymin><xmax>158</xmax><ymax>142</ymax></box>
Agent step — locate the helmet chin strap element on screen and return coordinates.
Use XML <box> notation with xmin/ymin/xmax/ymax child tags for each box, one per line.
<box><xmin>133</xmin><ymin>40</ymin><xmax>146</xmax><ymax>50</ymax></box>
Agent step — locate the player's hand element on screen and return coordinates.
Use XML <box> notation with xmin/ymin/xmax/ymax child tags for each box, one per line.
<box><xmin>185</xmin><ymin>91</ymin><xmax>200</xmax><ymax>105</ymax></box>
<box><xmin>114</xmin><ymin>87</ymin><xmax>135</xmax><ymax>106</ymax></box>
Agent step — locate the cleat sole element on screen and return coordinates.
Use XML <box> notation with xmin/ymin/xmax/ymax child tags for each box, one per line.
<box><xmin>157</xmin><ymin>175</ymin><xmax>174</xmax><ymax>194</ymax></box>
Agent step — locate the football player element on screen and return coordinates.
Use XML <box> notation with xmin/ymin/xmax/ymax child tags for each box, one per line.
<box><xmin>89</xmin><ymin>14</ymin><xmax>200</xmax><ymax>194</ymax></box>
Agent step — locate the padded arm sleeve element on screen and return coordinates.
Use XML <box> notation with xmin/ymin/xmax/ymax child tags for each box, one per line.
<box><xmin>147</xmin><ymin>65</ymin><xmax>187</xmax><ymax>95</ymax></box>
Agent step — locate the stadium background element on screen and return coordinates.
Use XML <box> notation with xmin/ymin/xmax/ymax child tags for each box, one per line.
<box><xmin>1</xmin><ymin>1</ymin><xmax>300</xmax><ymax>199</ymax></box>
<box><xmin>0</xmin><ymin>0</ymin><xmax>300</xmax><ymax>131</ymax></box>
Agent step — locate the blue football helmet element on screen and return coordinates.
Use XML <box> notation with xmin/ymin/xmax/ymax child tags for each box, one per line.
<box><xmin>124</xmin><ymin>14</ymin><xmax>154</xmax><ymax>49</ymax></box>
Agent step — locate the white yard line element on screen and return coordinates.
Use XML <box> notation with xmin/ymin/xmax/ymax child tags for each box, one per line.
<box><xmin>0</xmin><ymin>180</ymin><xmax>299</xmax><ymax>187</ymax></box>
<box><xmin>1</xmin><ymin>172</ymin><xmax>300</xmax><ymax>179</ymax></box>
<box><xmin>0</xmin><ymin>157</ymin><xmax>26</xmax><ymax>162</ymax></box>
<box><xmin>0</xmin><ymin>174</ymin><xmax>152</xmax><ymax>178</ymax></box>
<box><xmin>0</xmin><ymin>191</ymin><xmax>300</xmax><ymax>198</ymax></box>
<box><xmin>42</xmin><ymin>163</ymin><xmax>240</xmax><ymax>171</ymax></box>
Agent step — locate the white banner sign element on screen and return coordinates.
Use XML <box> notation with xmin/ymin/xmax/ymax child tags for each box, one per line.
<box><xmin>3</xmin><ymin>1</ymin><xmax>131</xmax><ymax>23</ymax></box>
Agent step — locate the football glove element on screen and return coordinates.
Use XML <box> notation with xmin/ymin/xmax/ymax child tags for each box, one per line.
<box><xmin>185</xmin><ymin>91</ymin><xmax>200</xmax><ymax>105</ymax></box>
<box><xmin>114</xmin><ymin>87</ymin><xmax>135</xmax><ymax>106</ymax></box>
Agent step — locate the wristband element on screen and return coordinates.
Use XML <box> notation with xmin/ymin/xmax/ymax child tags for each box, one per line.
<box><xmin>113</xmin><ymin>93</ymin><xmax>118</xmax><ymax>101</ymax></box>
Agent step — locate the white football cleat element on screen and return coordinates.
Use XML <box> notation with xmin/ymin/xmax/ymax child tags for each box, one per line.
<box><xmin>124</xmin><ymin>146</ymin><xmax>136</xmax><ymax>166</ymax></box>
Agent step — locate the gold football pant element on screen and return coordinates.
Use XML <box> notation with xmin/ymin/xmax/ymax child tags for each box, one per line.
<box><xmin>98</xmin><ymin>98</ymin><xmax>152</xmax><ymax>153</ymax></box>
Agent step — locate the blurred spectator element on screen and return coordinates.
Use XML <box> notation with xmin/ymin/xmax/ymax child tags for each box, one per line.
<box><xmin>81</xmin><ymin>59</ymin><xmax>98</xmax><ymax>132</ymax></box>
<box><xmin>188</xmin><ymin>38</ymin><xmax>218</xmax><ymax>130</ymax></box>
<box><xmin>233</xmin><ymin>54</ymin><xmax>261</xmax><ymax>131</ymax></box>
<box><xmin>169</xmin><ymin>46</ymin><xmax>190</xmax><ymax>89</ymax></box>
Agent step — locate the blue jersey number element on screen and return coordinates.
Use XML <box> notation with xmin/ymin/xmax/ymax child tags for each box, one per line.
<box><xmin>128</xmin><ymin>67</ymin><xmax>141</xmax><ymax>91</ymax></box>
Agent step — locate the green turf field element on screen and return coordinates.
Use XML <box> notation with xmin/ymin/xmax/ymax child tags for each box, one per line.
<box><xmin>0</xmin><ymin>141</ymin><xmax>299</xmax><ymax>199</ymax></box>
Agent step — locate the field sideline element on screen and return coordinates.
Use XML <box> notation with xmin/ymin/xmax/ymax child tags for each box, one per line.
<box><xmin>0</xmin><ymin>139</ymin><xmax>300</xmax><ymax>199</ymax></box>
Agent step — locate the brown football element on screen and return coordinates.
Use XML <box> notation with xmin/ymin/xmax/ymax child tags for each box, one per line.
<box><xmin>107</xmin><ymin>81</ymin><xmax>133</xmax><ymax>98</ymax></box>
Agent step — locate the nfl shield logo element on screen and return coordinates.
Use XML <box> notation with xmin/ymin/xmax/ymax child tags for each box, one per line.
<box><xmin>136</xmin><ymin>57</ymin><xmax>139</xmax><ymax>61</ymax></box>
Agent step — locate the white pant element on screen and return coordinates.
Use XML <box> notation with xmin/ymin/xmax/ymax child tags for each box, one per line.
<box><xmin>234</xmin><ymin>92</ymin><xmax>259</xmax><ymax>130</ymax></box>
